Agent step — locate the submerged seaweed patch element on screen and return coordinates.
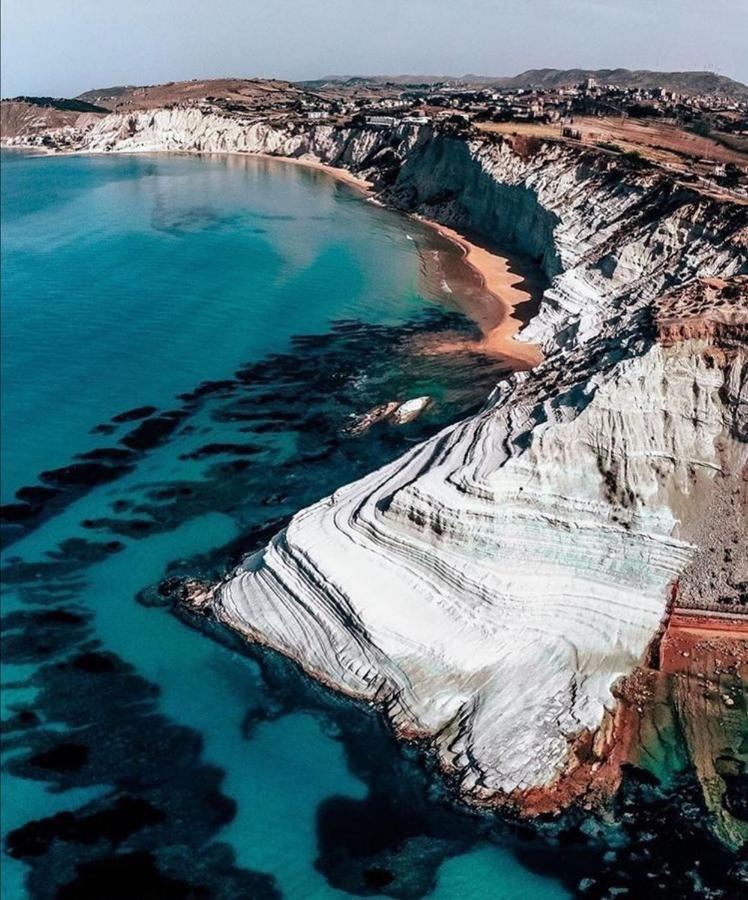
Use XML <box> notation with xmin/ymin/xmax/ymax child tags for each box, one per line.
<box><xmin>111</xmin><ymin>405</ymin><xmax>158</xmax><ymax>423</ymax></box>
<box><xmin>2</xmin><ymin>593</ymin><xmax>279</xmax><ymax>899</ymax></box>
<box><xmin>1</xmin><ymin>309</ymin><xmax>493</xmax><ymax>547</ymax></box>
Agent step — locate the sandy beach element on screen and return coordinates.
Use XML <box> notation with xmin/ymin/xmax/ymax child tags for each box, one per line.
<box><xmin>256</xmin><ymin>153</ymin><xmax>544</xmax><ymax>370</ymax></box>
<box><xmin>422</xmin><ymin>222</ymin><xmax>545</xmax><ymax>369</ymax></box>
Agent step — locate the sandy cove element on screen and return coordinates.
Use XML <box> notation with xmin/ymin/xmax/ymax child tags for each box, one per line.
<box><xmin>419</xmin><ymin>222</ymin><xmax>545</xmax><ymax>369</ymax></box>
<box><xmin>255</xmin><ymin>153</ymin><xmax>544</xmax><ymax>371</ymax></box>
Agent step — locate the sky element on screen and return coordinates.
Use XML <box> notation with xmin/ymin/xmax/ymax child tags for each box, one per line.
<box><xmin>2</xmin><ymin>0</ymin><xmax>746</xmax><ymax>98</ymax></box>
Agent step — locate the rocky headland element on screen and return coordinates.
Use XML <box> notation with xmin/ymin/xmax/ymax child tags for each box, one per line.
<box><xmin>5</xmin><ymin>92</ymin><xmax>747</xmax><ymax>848</ymax></box>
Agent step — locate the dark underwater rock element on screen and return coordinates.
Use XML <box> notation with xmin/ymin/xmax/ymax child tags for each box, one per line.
<box><xmin>111</xmin><ymin>405</ymin><xmax>158</xmax><ymax>423</ymax></box>
<box><xmin>120</xmin><ymin>412</ymin><xmax>186</xmax><ymax>451</ymax></box>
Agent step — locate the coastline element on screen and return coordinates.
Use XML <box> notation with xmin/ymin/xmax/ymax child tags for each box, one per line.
<box><xmin>419</xmin><ymin>221</ymin><xmax>545</xmax><ymax>368</ymax></box>
<box><xmin>252</xmin><ymin>152</ymin><xmax>544</xmax><ymax>369</ymax></box>
<box><xmin>2</xmin><ymin>141</ymin><xmax>544</xmax><ymax>370</ymax></box>
<box><xmin>5</xmin><ymin>124</ymin><xmax>747</xmax><ymax>861</ymax></box>
<box><xmin>251</xmin><ymin>151</ymin><xmax>374</xmax><ymax>196</ymax></box>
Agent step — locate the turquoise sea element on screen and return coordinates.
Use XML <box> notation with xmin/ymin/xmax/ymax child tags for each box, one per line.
<box><xmin>0</xmin><ymin>151</ymin><xmax>733</xmax><ymax>899</ymax></box>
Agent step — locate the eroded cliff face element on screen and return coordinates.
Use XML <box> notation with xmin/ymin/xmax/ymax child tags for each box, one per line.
<box><xmin>205</xmin><ymin>332</ymin><xmax>745</xmax><ymax>810</ymax></box>
<box><xmin>83</xmin><ymin>109</ymin><xmax>389</xmax><ymax>159</ymax></box>
<box><xmin>10</xmin><ymin>106</ymin><xmax>748</xmax><ymax>840</ymax></box>
<box><xmin>161</xmin><ymin>120</ymin><xmax>745</xmax><ymax>831</ymax></box>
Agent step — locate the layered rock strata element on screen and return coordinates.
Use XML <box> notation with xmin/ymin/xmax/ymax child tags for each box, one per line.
<box><xmin>181</xmin><ymin>126</ymin><xmax>744</xmax><ymax>821</ymax></box>
<box><xmin>9</xmin><ymin>105</ymin><xmax>748</xmax><ymax>834</ymax></box>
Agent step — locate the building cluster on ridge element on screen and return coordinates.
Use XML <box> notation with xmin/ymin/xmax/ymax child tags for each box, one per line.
<box><xmin>286</xmin><ymin>77</ymin><xmax>747</xmax><ymax>194</ymax></box>
<box><xmin>3</xmin><ymin>73</ymin><xmax>746</xmax><ymax>198</ymax></box>
<box><xmin>296</xmin><ymin>76</ymin><xmax>747</xmax><ymax>134</ymax></box>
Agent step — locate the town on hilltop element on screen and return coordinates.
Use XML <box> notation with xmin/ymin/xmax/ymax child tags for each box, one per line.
<box><xmin>296</xmin><ymin>74</ymin><xmax>748</xmax><ymax>188</ymax></box>
<box><xmin>3</xmin><ymin>69</ymin><xmax>747</xmax><ymax>197</ymax></box>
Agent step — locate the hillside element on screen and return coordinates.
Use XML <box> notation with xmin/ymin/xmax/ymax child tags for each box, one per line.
<box><xmin>0</xmin><ymin>96</ymin><xmax>107</xmax><ymax>140</ymax></box>
<box><xmin>501</xmin><ymin>68</ymin><xmax>748</xmax><ymax>98</ymax></box>
<box><xmin>75</xmin><ymin>78</ymin><xmax>307</xmax><ymax>111</ymax></box>
<box><xmin>301</xmin><ymin>69</ymin><xmax>748</xmax><ymax>98</ymax></box>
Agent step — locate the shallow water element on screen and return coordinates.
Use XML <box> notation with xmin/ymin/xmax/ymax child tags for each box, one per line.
<box><xmin>1</xmin><ymin>151</ymin><xmax>738</xmax><ymax>900</ymax></box>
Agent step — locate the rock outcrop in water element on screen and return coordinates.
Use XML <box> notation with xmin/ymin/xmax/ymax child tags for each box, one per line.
<box><xmin>8</xmin><ymin>105</ymin><xmax>748</xmax><ymax>840</ymax></box>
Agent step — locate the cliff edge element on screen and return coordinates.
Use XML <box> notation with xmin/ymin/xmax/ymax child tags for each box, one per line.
<box><xmin>6</xmin><ymin>104</ymin><xmax>747</xmax><ymax>844</ymax></box>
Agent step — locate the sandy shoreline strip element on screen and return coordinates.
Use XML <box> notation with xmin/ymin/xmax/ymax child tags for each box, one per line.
<box><xmin>256</xmin><ymin>153</ymin><xmax>543</xmax><ymax>368</ymax></box>
<box><xmin>422</xmin><ymin>222</ymin><xmax>544</xmax><ymax>368</ymax></box>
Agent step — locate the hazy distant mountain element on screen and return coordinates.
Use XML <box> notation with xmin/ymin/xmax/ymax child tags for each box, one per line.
<box><xmin>301</xmin><ymin>69</ymin><xmax>748</xmax><ymax>99</ymax></box>
<box><xmin>499</xmin><ymin>68</ymin><xmax>748</xmax><ymax>97</ymax></box>
<box><xmin>302</xmin><ymin>75</ymin><xmax>459</xmax><ymax>88</ymax></box>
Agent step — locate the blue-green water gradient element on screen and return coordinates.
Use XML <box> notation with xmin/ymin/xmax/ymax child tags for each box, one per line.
<box><xmin>1</xmin><ymin>151</ymin><xmax>570</xmax><ymax>899</ymax></box>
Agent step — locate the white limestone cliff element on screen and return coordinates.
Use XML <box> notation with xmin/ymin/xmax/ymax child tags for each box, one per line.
<box><xmin>11</xmin><ymin>104</ymin><xmax>747</xmax><ymax>810</ymax></box>
<box><xmin>213</xmin><ymin>341</ymin><xmax>743</xmax><ymax>802</ymax></box>
<box><xmin>195</xmin><ymin>127</ymin><xmax>744</xmax><ymax>806</ymax></box>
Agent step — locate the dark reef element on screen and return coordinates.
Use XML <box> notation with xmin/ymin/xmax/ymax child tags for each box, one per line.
<box><xmin>3</xmin><ymin>309</ymin><xmax>746</xmax><ymax>898</ymax></box>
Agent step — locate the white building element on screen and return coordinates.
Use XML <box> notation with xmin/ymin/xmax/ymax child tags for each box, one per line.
<box><xmin>365</xmin><ymin>115</ymin><xmax>399</xmax><ymax>127</ymax></box>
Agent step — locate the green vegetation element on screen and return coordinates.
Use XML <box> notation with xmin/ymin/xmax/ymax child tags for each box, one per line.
<box><xmin>620</xmin><ymin>149</ymin><xmax>648</xmax><ymax>169</ymax></box>
<box><xmin>688</xmin><ymin>117</ymin><xmax>712</xmax><ymax>138</ymax></box>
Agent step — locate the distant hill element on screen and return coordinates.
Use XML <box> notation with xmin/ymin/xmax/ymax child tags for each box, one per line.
<box><xmin>497</xmin><ymin>69</ymin><xmax>748</xmax><ymax>98</ymax></box>
<box><xmin>0</xmin><ymin>96</ymin><xmax>107</xmax><ymax>140</ymax></box>
<box><xmin>301</xmin><ymin>69</ymin><xmax>748</xmax><ymax>99</ymax></box>
<box><xmin>3</xmin><ymin>96</ymin><xmax>108</xmax><ymax>113</ymax></box>
<box><xmin>301</xmin><ymin>75</ymin><xmax>457</xmax><ymax>89</ymax></box>
<box><xmin>76</xmin><ymin>85</ymin><xmax>138</xmax><ymax>107</ymax></box>
<box><xmin>75</xmin><ymin>78</ymin><xmax>305</xmax><ymax>111</ymax></box>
